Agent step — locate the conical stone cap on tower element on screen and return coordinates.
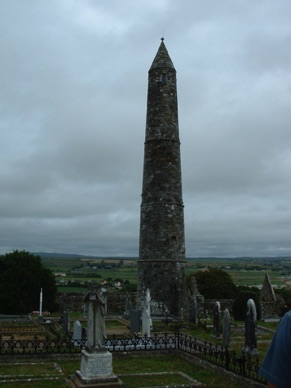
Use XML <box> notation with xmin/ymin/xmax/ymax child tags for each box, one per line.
<box><xmin>150</xmin><ymin>39</ymin><xmax>175</xmax><ymax>70</ymax></box>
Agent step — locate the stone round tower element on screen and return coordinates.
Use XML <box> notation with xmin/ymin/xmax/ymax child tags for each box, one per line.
<box><xmin>138</xmin><ymin>39</ymin><xmax>186</xmax><ymax>317</ymax></box>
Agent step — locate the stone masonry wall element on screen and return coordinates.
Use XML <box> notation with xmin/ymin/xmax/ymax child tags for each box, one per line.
<box><xmin>138</xmin><ymin>41</ymin><xmax>186</xmax><ymax>318</ymax></box>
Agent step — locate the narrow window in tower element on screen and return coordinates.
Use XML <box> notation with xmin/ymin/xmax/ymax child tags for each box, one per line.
<box><xmin>161</xmin><ymin>72</ymin><xmax>167</xmax><ymax>84</ymax></box>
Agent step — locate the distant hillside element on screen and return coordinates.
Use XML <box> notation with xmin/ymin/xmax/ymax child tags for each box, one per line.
<box><xmin>34</xmin><ymin>252</ymin><xmax>138</xmax><ymax>260</ymax></box>
<box><xmin>34</xmin><ymin>252</ymin><xmax>291</xmax><ymax>261</ymax></box>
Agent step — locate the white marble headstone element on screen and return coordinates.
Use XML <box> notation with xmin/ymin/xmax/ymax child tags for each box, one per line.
<box><xmin>73</xmin><ymin>320</ymin><xmax>82</xmax><ymax>342</ymax></box>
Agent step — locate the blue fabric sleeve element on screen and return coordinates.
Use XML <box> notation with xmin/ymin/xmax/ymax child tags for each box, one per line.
<box><xmin>259</xmin><ymin>311</ymin><xmax>291</xmax><ymax>388</ymax></box>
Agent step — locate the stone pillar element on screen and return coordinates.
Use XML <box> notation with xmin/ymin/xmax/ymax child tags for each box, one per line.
<box><xmin>138</xmin><ymin>39</ymin><xmax>186</xmax><ymax>318</ymax></box>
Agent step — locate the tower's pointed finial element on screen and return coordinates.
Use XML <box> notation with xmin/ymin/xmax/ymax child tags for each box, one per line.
<box><xmin>161</xmin><ymin>37</ymin><xmax>164</xmax><ymax>42</ymax></box>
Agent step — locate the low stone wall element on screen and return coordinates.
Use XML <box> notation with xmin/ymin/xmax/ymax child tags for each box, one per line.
<box><xmin>58</xmin><ymin>293</ymin><xmax>235</xmax><ymax>318</ymax></box>
<box><xmin>58</xmin><ymin>292</ymin><xmax>84</xmax><ymax>313</ymax></box>
<box><xmin>58</xmin><ymin>292</ymin><xmax>278</xmax><ymax>323</ymax></box>
<box><xmin>58</xmin><ymin>292</ymin><xmax>137</xmax><ymax>315</ymax></box>
<box><xmin>203</xmin><ymin>299</ymin><xmax>234</xmax><ymax>315</ymax></box>
<box><xmin>261</xmin><ymin>301</ymin><xmax>278</xmax><ymax>319</ymax></box>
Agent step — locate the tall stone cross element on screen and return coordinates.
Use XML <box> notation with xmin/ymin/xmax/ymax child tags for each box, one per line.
<box><xmin>83</xmin><ymin>287</ymin><xmax>107</xmax><ymax>349</ymax></box>
<box><xmin>142</xmin><ymin>288</ymin><xmax>153</xmax><ymax>336</ymax></box>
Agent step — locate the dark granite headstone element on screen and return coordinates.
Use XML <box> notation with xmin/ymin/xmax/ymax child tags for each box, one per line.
<box><xmin>62</xmin><ymin>310</ymin><xmax>70</xmax><ymax>334</ymax></box>
<box><xmin>189</xmin><ymin>297</ymin><xmax>197</xmax><ymax>323</ymax></box>
<box><xmin>244</xmin><ymin>298</ymin><xmax>259</xmax><ymax>355</ymax></box>
<box><xmin>130</xmin><ymin>309</ymin><xmax>141</xmax><ymax>334</ymax></box>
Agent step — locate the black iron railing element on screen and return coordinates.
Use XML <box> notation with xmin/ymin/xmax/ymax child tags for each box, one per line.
<box><xmin>177</xmin><ymin>333</ymin><xmax>265</xmax><ymax>383</ymax></box>
<box><xmin>104</xmin><ymin>332</ymin><xmax>177</xmax><ymax>352</ymax></box>
<box><xmin>0</xmin><ymin>332</ymin><xmax>266</xmax><ymax>384</ymax></box>
<box><xmin>0</xmin><ymin>334</ymin><xmax>85</xmax><ymax>355</ymax></box>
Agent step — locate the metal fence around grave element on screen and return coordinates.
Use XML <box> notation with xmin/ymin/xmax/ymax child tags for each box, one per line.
<box><xmin>0</xmin><ymin>333</ymin><xmax>176</xmax><ymax>355</ymax></box>
<box><xmin>0</xmin><ymin>332</ymin><xmax>266</xmax><ymax>384</ymax></box>
<box><xmin>0</xmin><ymin>334</ymin><xmax>84</xmax><ymax>355</ymax></box>
<box><xmin>177</xmin><ymin>333</ymin><xmax>266</xmax><ymax>384</ymax></box>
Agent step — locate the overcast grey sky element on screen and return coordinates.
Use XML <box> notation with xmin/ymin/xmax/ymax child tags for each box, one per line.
<box><xmin>1</xmin><ymin>0</ymin><xmax>291</xmax><ymax>258</ymax></box>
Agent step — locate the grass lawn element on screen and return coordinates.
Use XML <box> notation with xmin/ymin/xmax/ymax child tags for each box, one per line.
<box><xmin>113</xmin><ymin>354</ymin><xmax>247</xmax><ymax>387</ymax></box>
<box><xmin>0</xmin><ymin>353</ymin><xmax>248</xmax><ymax>387</ymax></box>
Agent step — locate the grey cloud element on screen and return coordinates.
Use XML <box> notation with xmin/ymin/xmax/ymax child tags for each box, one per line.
<box><xmin>0</xmin><ymin>0</ymin><xmax>290</xmax><ymax>257</ymax></box>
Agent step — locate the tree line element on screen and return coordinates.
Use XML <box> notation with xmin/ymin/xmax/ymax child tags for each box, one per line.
<box><xmin>0</xmin><ymin>250</ymin><xmax>58</xmax><ymax>314</ymax></box>
<box><xmin>1</xmin><ymin>252</ymin><xmax>290</xmax><ymax>318</ymax></box>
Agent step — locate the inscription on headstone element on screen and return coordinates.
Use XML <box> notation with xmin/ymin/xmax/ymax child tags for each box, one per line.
<box><xmin>80</xmin><ymin>350</ymin><xmax>113</xmax><ymax>377</ymax></box>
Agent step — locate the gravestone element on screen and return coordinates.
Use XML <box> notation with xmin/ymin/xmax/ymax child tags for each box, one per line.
<box><xmin>81</xmin><ymin>327</ymin><xmax>87</xmax><ymax>340</ymax></box>
<box><xmin>189</xmin><ymin>298</ymin><xmax>197</xmax><ymax>324</ymax></box>
<box><xmin>124</xmin><ymin>292</ymin><xmax>132</xmax><ymax>319</ymax></box>
<box><xmin>188</xmin><ymin>278</ymin><xmax>197</xmax><ymax>323</ymax></box>
<box><xmin>84</xmin><ymin>287</ymin><xmax>107</xmax><ymax>349</ymax></box>
<box><xmin>73</xmin><ymin>320</ymin><xmax>82</xmax><ymax>344</ymax></box>
<box><xmin>222</xmin><ymin>308</ymin><xmax>231</xmax><ymax>347</ymax></box>
<box><xmin>244</xmin><ymin>298</ymin><xmax>259</xmax><ymax>356</ymax></box>
<box><xmin>38</xmin><ymin>288</ymin><xmax>44</xmax><ymax>322</ymax></box>
<box><xmin>61</xmin><ymin>310</ymin><xmax>70</xmax><ymax>334</ymax></box>
<box><xmin>142</xmin><ymin>288</ymin><xmax>152</xmax><ymax>336</ymax></box>
<box><xmin>130</xmin><ymin>309</ymin><xmax>141</xmax><ymax>335</ymax></box>
<box><xmin>188</xmin><ymin>276</ymin><xmax>204</xmax><ymax>322</ymax></box>
<box><xmin>213</xmin><ymin>301</ymin><xmax>220</xmax><ymax>337</ymax></box>
<box><xmin>71</xmin><ymin>287</ymin><xmax>123</xmax><ymax>387</ymax></box>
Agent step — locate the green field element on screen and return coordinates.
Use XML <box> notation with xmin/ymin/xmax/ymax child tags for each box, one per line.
<box><xmin>42</xmin><ymin>256</ymin><xmax>291</xmax><ymax>293</ymax></box>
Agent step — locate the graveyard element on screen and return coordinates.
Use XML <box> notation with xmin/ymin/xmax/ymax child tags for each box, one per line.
<box><xmin>1</xmin><ymin>254</ymin><xmax>290</xmax><ymax>386</ymax></box>
<box><xmin>0</xmin><ymin>294</ymin><xmax>279</xmax><ymax>387</ymax></box>
<box><xmin>0</xmin><ymin>314</ymin><xmax>276</xmax><ymax>387</ymax></box>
